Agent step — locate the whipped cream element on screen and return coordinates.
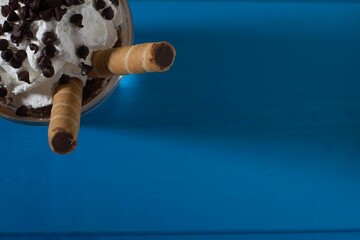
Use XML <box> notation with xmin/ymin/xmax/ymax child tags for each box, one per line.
<box><xmin>0</xmin><ymin>0</ymin><xmax>122</xmax><ymax>108</ymax></box>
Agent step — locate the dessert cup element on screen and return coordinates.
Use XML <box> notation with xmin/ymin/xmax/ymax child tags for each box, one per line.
<box><xmin>0</xmin><ymin>0</ymin><xmax>133</xmax><ymax>125</ymax></box>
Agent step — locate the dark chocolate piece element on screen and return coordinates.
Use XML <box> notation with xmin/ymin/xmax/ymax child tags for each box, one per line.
<box><xmin>13</xmin><ymin>50</ymin><xmax>27</xmax><ymax>62</ymax></box>
<box><xmin>2</xmin><ymin>21</ymin><xmax>13</xmax><ymax>32</ymax></box>
<box><xmin>38</xmin><ymin>55</ymin><xmax>52</xmax><ymax>67</ymax></box>
<box><xmin>7</xmin><ymin>10</ymin><xmax>19</xmax><ymax>22</ymax></box>
<box><xmin>111</xmin><ymin>0</ymin><xmax>119</xmax><ymax>6</ymax></box>
<box><xmin>0</xmin><ymin>86</ymin><xmax>7</xmax><ymax>97</ymax></box>
<box><xmin>76</xmin><ymin>45</ymin><xmax>89</xmax><ymax>60</ymax></box>
<box><xmin>41</xmin><ymin>65</ymin><xmax>55</xmax><ymax>78</ymax></box>
<box><xmin>10</xmin><ymin>57</ymin><xmax>22</xmax><ymax>68</ymax></box>
<box><xmin>94</xmin><ymin>0</ymin><xmax>106</xmax><ymax>9</ymax></box>
<box><xmin>80</xmin><ymin>62</ymin><xmax>93</xmax><ymax>75</ymax></box>
<box><xmin>17</xmin><ymin>70</ymin><xmax>30</xmax><ymax>83</ymax></box>
<box><xmin>1</xmin><ymin>5</ymin><xmax>11</xmax><ymax>17</ymax></box>
<box><xmin>16</xmin><ymin>105</ymin><xmax>29</xmax><ymax>117</ymax></box>
<box><xmin>69</xmin><ymin>14</ymin><xmax>83</xmax><ymax>27</ymax></box>
<box><xmin>39</xmin><ymin>8</ymin><xmax>53</xmax><ymax>21</ymax></box>
<box><xmin>102</xmin><ymin>7</ymin><xmax>114</xmax><ymax>20</ymax></box>
<box><xmin>1</xmin><ymin>49</ymin><xmax>13</xmax><ymax>62</ymax></box>
<box><xmin>53</xmin><ymin>7</ymin><xmax>67</xmax><ymax>21</ymax></box>
<box><xmin>43</xmin><ymin>45</ymin><xmax>57</xmax><ymax>58</ymax></box>
<box><xmin>29</xmin><ymin>43</ymin><xmax>39</xmax><ymax>53</ymax></box>
<box><xmin>0</xmin><ymin>39</ymin><xmax>9</xmax><ymax>51</ymax></box>
<box><xmin>42</xmin><ymin>31</ymin><xmax>57</xmax><ymax>45</ymax></box>
<box><xmin>59</xmin><ymin>74</ymin><xmax>70</xmax><ymax>84</ymax></box>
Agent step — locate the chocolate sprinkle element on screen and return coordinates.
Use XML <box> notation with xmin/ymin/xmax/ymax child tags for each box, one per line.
<box><xmin>76</xmin><ymin>45</ymin><xmax>89</xmax><ymax>60</ymax></box>
<box><xmin>74</xmin><ymin>0</ymin><xmax>84</xmax><ymax>5</ymax></box>
<box><xmin>29</xmin><ymin>43</ymin><xmax>39</xmax><ymax>53</ymax></box>
<box><xmin>69</xmin><ymin>14</ymin><xmax>83</xmax><ymax>27</ymax></box>
<box><xmin>101</xmin><ymin>7</ymin><xmax>114</xmax><ymax>20</ymax></box>
<box><xmin>0</xmin><ymin>86</ymin><xmax>7</xmax><ymax>97</ymax></box>
<box><xmin>42</xmin><ymin>31</ymin><xmax>57</xmax><ymax>45</ymax></box>
<box><xmin>1</xmin><ymin>49</ymin><xmax>12</xmax><ymax>62</ymax></box>
<box><xmin>16</xmin><ymin>105</ymin><xmax>29</xmax><ymax>117</ymax></box>
<box><xmin>80</xmin><ymin>62</ymin><xmax>93</xmax><ymax>75</ymax></box>
<box><xmin>41</xmin><ymin>65</ymin><xmax>55</xmax><ymax>78</ymax></box>
<box><xmin>0</xmin><ymin>39</ymin><xmax>9</xmax><ymax>51</ymax></box>
<box><xmin>17</xmin><ymin>70</ymin><xmax>30</xmax><ymax>83</ymax></box>
<box><xmin>1</xmin><ymin>5</ymin><xmax>11</xmax><ymax>17</ymax></box>
<box><xmin>43</xmin><ymin>45</ymin><xmax>57</xmax><ymax>58</ymax></box>
<box><xmin>47</xmin><ymin>0</ymin><xmax>62</xmax><ymax>9</ymax></box>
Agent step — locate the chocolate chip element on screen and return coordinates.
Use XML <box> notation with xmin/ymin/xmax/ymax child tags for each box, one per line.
<box><xmin>102</xmin><ymin>7</ymin><xmax>114</xmax><ymax>20</ymax></box>
<box><xmin>1</xmin><ymin>5</ymin><xmax>11</xmax><ymax>17</ymax></box>
<box><xmin>29</xmin><ymin>43</ymin><xmax>39</xmax><ymax>53</ymax></box>
<box><xmin>80</xmin><ymin>62</ymin><xmax>93</xmax><ymax>75</ymax></box>
<box><xmin>9</xmin><ymin>1</ymin><xmax>20</xmax><ymax>10</ymax></box>
<box><xmin>46</xmin><ymin>0</ymin><xmax>62</xmax><ymax>8</ymax></box>
<box><xmin>2</xmin><ymin>21</ymin><xmax>12</xmax><ymax>32</ymax></box>
<box><xmin>0</xmin><ymin>39</ymin><xmax>9</xmax><ymax>51</ymax></box>
<box><xmin>39</xmin><ymin>8</ymin><xmax>53</xmax><ymax>21</ymax></box>
<box><xmin>111</xmin><ymin>0</ymin><xmax>119</xmax><ymax>6</ymax></box>
<box><xmin>18</xmin><ymin>6</ymin><xmax>30</xmax><ymax>19</ymax></box>
<box><xmin>76</xmin><ymin>45</ymin><xmax>89</xmax><ymax>60</ymax></box>
<box><xmin>0</xmin><ymin>86</ymin><xmax>7</xmax><ymax>97</ymax></box>
<box><xmin>10</xmin><ymin>57</ymin><xmax>22</xmax><ymax>68</ymax></box>
<box><xmin>53</xmin><ymin>7</ymin><xmax>67</xmax><ymax>21</ymax></box>
<box><xmin>69</xmin><ymin>14</ymin><xmax>83</xmax><ymax>28</ymax></box>
<box><xmin>10</xmin><ymin>34</ymin><xmax>23</xmax><ymax>44</ymax></box>
<box><xmin>0</xmin><ymin>25</ymin><xmax>3</xmax><ymax>35</ymax></box>
<box><xmin>16</xmin><ymin>105</ymin><xmax>29</xmax><ymax>117</ymax></box>
<box><xmin>41</xmin><ymin>65</ymin><xmax>54</xmax><ymax>78</ymax></box>
<box><xmin>59</xmin><ymin>74</ymin><xmax>70</xmax><ymax>84</ymax></box>
<box><xmin>13</xmin><ymin>50</ymin><xmax>27</xmax><ymax>62</ymax></box>
<box><xmin>29</xmin><ymin>9</ymin><xmax>40</xmax><ymax>21</ymax></box>
<box><xmin>62</xmin><ymin>0</ymin><xmax>74</xmax><ymax>6</ymax></box>
<box><xmin>7</xmin><ymin>10</ymin><xmax>19</xmax><ymax>22</ymax></box>
<box><xmin>42</xmin><ymin>31</ymin><xmax>57</xmax><ymax>45</ymax></box>
<box><xmin>1</xmin><ymin>49</ymin><xmax>13</xmax><ymax>62</ymax></box>
<box><xmin>94</xmin><ymin>0</ymin><xmax>106</xmax><ymax>9</ymax></box>
<box><xmin>29</xmin><ymin>0</ymin><xmax>40</xmax><ymax>11</ymax></box>
<box><xmin>38</xmin><ymin>55</ymin><xmax>52</xmax><ymax>67</ymax></box>
<box><xmin>12</xmin><ymin>24</ymin><xmax>23</xmax><ymax>37</ymax></box>
<box><xmin>43</xmin><ymin>45</ymin><xmax>57</xmax><ymax>58</ymax></box>
<box><xmin>74</xmin><ymin>0</ymin><xmax>84</xmax><ymax>5</ymax></box>
<box><xmin>24</xmin><ymin>30</ymin><xmax>34</xmax><ymax>40</ymax></box>
<box><xmin>17</xmin><ymin>70</ymin><xmax>30</xmax><ymax>83</ymax></box>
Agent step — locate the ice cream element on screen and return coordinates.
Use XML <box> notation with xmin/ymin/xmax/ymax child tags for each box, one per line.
<box><xmin>0</xmin><ymin>0</ymin><xmax>123</xmax><ymax>114</ymax></box>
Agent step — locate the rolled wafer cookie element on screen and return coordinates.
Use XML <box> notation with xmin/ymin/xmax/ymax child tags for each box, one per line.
<box><xmin>88</xmin><ymin>42</ymin><xmax>176</xmax><ymax>78</ymax></box>
<box><xmin>48</xmin><ymin>78</ymin><xmax>83</xmax><ymax>154</ymax></box>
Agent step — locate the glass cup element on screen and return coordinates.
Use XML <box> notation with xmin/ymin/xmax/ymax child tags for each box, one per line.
<box><xmin>0</xmin><ymin>0</ymin><xmax>133</xmax><ymax>125</ymax></box>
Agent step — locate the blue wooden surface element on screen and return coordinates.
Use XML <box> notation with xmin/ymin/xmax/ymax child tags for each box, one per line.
<box><xmin>1</xmin><ymin>0</ymin><xmax>360</xmax><ymax>239</ymax></box>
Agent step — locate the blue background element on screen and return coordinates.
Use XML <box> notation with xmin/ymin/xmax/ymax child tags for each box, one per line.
<box><xmin>1</xmin><ymin>0</ymin><xmax>360</xmax><ymax>239</ymax></box>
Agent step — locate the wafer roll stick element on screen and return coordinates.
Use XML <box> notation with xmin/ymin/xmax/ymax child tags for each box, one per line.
<box><xmin>88</xmin><ymin>42</ymin><xmax>176</xmax><ymax>78</ymax></box>
<box><xmin>48</xmin><ymin>78</ymin><xmax>83</xmax><ymax>154</ymax></box>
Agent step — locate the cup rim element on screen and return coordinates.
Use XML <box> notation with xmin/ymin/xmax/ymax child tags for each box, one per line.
<box><xmin>0</xmin><ymin>0</ymin><xmax>134</xmax><ymax>125</ymax></box>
